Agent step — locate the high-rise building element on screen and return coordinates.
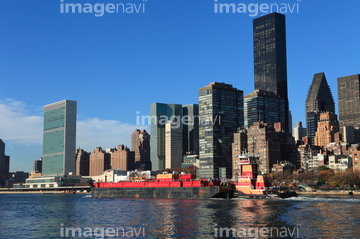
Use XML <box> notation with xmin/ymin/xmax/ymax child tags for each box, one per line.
<box><xmin>0</xmin><ymin>139</ymin><xmax>10</xmax><ymax>186</ymax></box>
<box><xmin>246</xmin><ymin>122</ymin><xmax>297</xmax><ymax>173</ymax></box>
<box><xmin>231</xmin><ymin>129</ymin><xmax>248</xmax><ymax>180</ymax></box>
<box><xmin>165</xmin><ymin>120</ymin><xmax>183</xmax><ymax>169</ymax></box>
<box><xmin>293</xmin><ymin>122</ymin><xmax>307</xmax><ymax>144</ymax></box>
<box><xmin>305</xmin><ymin>72</ymin><xmax>335</xmax><ymax>145</ymax></box>
<box><xmin>253</xmin><ymin>12</ymin><xmax>289</xmax><ymax>131</ymax></box>
<box><xmin>182</xmin><ymin>104</ymin><xmax>199</xmax><ymax>156</ymax></box>
<box><xmin>244</xmin><ymin>90</ymin><xmax>285</xmax><ymax>129</ymax></box>
<box><xmin>314</xmin><ymin>112</ymin><xmax>339</xmax><ymax>147</ymax></box>
<box><xmin>338</xmin><ymin>74</ymin><xmax>360</xmax><ymax>129</ymax></box>
<box><xmin>75</xmin><ymin>149</ymin><xmax>90</xmax><ymax>176</ymax></box>
<box><xmin>42</xmin><ymin>100</ymin><xmax>77</xmax><ymax>176</ymax></box>
<box><xmin>131</xmin><ymin>129</ymin><xmax>151</xmax><ymax>170</ymax></box>
<box><xmin>198</xmin><ymin>82</ymin><xmax>244</xmax><ymax>179</ymax></box>
<box><xmin>110</xmin><ymin>145</ymin><xmax>135</xmax><ymax>171</ymax></box>
<box><xmin>89</xmin><ymin>147</ymin><xmax>111</xmax><ymax>176</ymax></box>
<box><xmin>33</xmin><ymin>159</ymin><xmax>42</xmax><ymax>174</ymax></box>
<box><xmin>150</xmin><ymin>103</ymin><xmax>182</xmax><ymax>171</ymax></box>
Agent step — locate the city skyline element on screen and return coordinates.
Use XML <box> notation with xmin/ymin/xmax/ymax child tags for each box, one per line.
<box><xmin>1</xmin><ymin>0</ymin><xmax>360</xmax><ymax>172</ymax></box>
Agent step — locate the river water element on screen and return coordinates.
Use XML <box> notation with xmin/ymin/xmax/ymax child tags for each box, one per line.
<box><xmin>0</xmin><ymin>193</ymin><xmax>359</xmax><ymax>238</ymax></box>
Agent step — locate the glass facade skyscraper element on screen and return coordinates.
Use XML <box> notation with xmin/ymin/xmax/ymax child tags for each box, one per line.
<box><xmin>244</xmin><ymin>90</ymin><xmax>285</xmax><ymax>129</ymax></box>
<box><xmin>253</xmin><ymin>12</ymin><xmax>289</xmax><ymax>131</ymax></box>
<box><xmin>150</xmin><ymin>103</ymin><xmax>182</xmax><ymax>171</ymax></box>
<box><xmin>42</xmin><ymin>100</ymin><xmax>77</xmax><ymax>176</ymax></box>
<box><xmin>198</xmin><ymin>82</ymin><xmax>244</xmax><ymax>179</ymax></box>
<box><xmin>182</xmin><ymin>104</ymin><xmax>199</xmax><ymax>156</ymax></box>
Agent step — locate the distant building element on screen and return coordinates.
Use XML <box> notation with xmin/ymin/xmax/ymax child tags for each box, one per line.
<box><xmin>0</xmin><ymin>139</ymin><xmax>10</xmax><ymax>187</ymax></box>
<box><xmin>244</xmin><ymin>90</ymin><xmax>285</xmax><ymax>129</ymax></box>
<box><xmin>181</xmin><ymin>155</ymin><xmax>200</xmax><ymax>169</ymax></box>
<box><xmin>245</xmin><ymin>122</ymin><xmax>297</xmax><ymax>173</ymax></box>
<box><xmin>253</xmin><ymin>12</ymin><xmax>290</xmax><ymax>131</ymax></box>
<box><xmin>314</xmin><ymin>112</ymin><xmax>339</xmax><ymax>147</ymax></box>
<box><xmin>198</xmin><ymin>82</ymin><xmax>244</xmax><ymax>179</ymax></box>
<box><xmin>232</xmin><ymin>129</ymin><xmax>248</xmax><ymax>179</ymax></box>
<box><xmin>131</xmin><ymin>129</ymin><xmax>150</xmax><ymax>170</ymax></box>
<box><xmin>293</xmin><ymin>122</ymin><xmax>307</xmax><ymax>144</ymax></box>
<box><xmin>351</xmin><ymin>150</ymin><xmax>360</xmax><ymax>173</ymax></box>
<box><xmin>328</xmin><ymin>155</ymin><xmax>352</xmax><ymax>172</ymax></box>
<box><xmin>110</xmin><ymin>145</ymin><xmax>135</xmax><ymax>171</ymax></box>
<box><xmin>75</xmin><ymin>149</ymin><xmax>90</xmax><ymax>176</ymax></box>
<box><xmin>298</xmin><ymin>144</ymin><xmax>323</xmax><ymax>171</ymax></box>
<box><xmin>271</xmin><ymin>161</ymin><xmax>296</xmax><ymax>176</ymax></box>
<box><xmin>182</xmin><ymin>104</ymin><xmax>199</xmax><ymax>156</ymax></box>
<box><xmin>165</xmin><ymin>121</ymin><xmax>183</xmax><ymax>169</ymax></box>
<box><xmin>342</xmin><ymin>126</ymin><xmax>360</xmax><ymax>144</ymax></box>
<box><xmin>89</xmin><ymin>147</ymin><xmax>111</xmax><ymax>176</ymax></box>
<box><xmin>150</xmin><ymin>103</ymin><xmax>182</xmax><ymax>171</ymax></box>
<box><xmin>42</xmin><ymin>100</ymin><xmax>77</xmax><ymax>176</ymax></box>
<box><xmin>338</xmin><ymin>74</ymin><xmax>360</xmax><ymax>129</ymax></box>
<box><xmin>33</xmin><ymin>159</ymin><xmax>42</xmax><ymax>174</ymax></box>
<box><xmin>305</xmin><ymin>73</ymin><xmax>335</xmax><ymax>145</ymax></box>
<box><xmin>8</xmin><ymin>171</ymin><xmax>29</xmax><ymax>188</ymax></box>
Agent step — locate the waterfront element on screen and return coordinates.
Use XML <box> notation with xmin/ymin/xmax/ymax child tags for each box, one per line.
<box><xmin>0</xmin><ymin>194</ymin><xmax>360</xmax><ymax>238</ymax></box>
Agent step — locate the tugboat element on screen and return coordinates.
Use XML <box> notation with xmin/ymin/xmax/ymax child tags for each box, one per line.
<box><xmin>233</xmin><ymin>154</ymin><xmax>297</xmax><ymax>199</ymax></box>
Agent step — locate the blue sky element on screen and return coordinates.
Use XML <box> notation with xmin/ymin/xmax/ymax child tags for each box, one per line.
<box><xmin>1</xmin><ymin>0</ymin><xmax>359</xmax><ymax>172</ymax></box>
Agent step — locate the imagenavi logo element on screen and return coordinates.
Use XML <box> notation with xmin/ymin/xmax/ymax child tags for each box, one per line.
<box><xmin>214</xmin><ymin>0</ymin><xmax>301</xmax><ymax>17</ymax></box>
<box><xmin>59</xmin><ymin>0</ymin><xmax>148</xmax><ymax>17</ymax></box>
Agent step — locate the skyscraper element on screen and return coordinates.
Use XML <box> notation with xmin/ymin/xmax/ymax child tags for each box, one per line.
<box><xmin>198</xmin><ymin>82</ymin><xmax>244</xmax><ymax>179</ymax></box>
<box><xmin>75</xmin><ymin>149</ymin><xmax>90</xmax><ymax>176</ymax></box>
<box><xmin>253</xmin><ymin>12</ymin><xmax>289</xmax><ymax>131</ymax></box>
<box><xmin>165</xmin><ymin>121</ymin><xmax>183</xmax><ymax>169</ymax></box>
<box><xmin>182</xmin><ymin>104</ymin><xmax>199</xmax><ymax>156</ymax></box>
<box><xmin>89</xmin><ymin>147</ymin><xmax>110</xmax><ymax>176</ymax></box>
<box><xmin>0</xmin><ymin>139</ymin><xmax>10</xmax><ymax>186</ymax></box>
<box><xmin>338</xmin><ymin>74</ymin><xmax>360</xmax><ymax>129</ymax></box>
<box><xmin>314</xmin><ymin>112</ymin><xmax>339</xmax><ymax>147</ymax></box>
<box><xmin>293</xmin><ymin>121</ymin><xmax>307</xmax><ymax>144</ymax></box>
<box><xmin>42</xmin><ymin>100</ymin><xmax>77</xmax><ymax>176</ymax></box>
<box><xmin>244</xmin><ymin>89</ymin><xmax>285</xmax><ymax>129</ymax></box>
<box><xmin>305</xmin><ymin>72</ymin><xmax>335</xmax><ymax>145</ymax></box>
<box><xmin>150</xmin><ymin>103</ymin><xmax>182</xmax><ymax>171</ymax></box>
<box><xmin>131</xmin><ymin>129</ymin><xmax>150</xmax><ymax>170</ymax></box>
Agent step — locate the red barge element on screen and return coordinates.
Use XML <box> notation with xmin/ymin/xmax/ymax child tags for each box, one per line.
<box><xmin>91</xmin><ymin>173</ymin><xmax>234</xmax><ymax>199</ymax></box>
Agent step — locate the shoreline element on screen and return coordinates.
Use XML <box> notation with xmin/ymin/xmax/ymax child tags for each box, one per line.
<box><xmin>297</xmin><ymin>190</ymin><xmax>359</xmax><ymax>195</ymax></box>
<box><xmin>0</xmin><ymin>190</ymin><xmax>89</xmax><ymax>194</ymax></box>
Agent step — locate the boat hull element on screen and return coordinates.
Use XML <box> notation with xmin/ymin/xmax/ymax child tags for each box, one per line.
<box><xmin>91</xmin><ymin>186</ymin><xmax>232</xmax><ymax>199</ymax></box>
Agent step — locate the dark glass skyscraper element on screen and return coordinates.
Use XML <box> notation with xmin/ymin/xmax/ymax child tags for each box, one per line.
<box><xmin>338</xmin><ymin>74</ymin><xmax>360</xmax><ymax>129</ymax></box>
<box><xmin>244</xmin><ymin>89</ymin><xmax>285</xmax><ymax>129</ymax></box>
<box><xmin>198</xmin><ymin>82</ymin><xmax>244</xmax><ymax>179</ymax></box>
<box><xmin>253</xmin><ymin>12</ymin><xmax>289</xmax><ymax>131</ymax></box>
<box><xmin>182</xmin><ymin>104</ymin><xmax>199</xmax><ymax>156</ymax></box>
<box><xmin>305</xmin><ymin>72</ymin><xmax>335</xmax><ymax>145</ymax></box>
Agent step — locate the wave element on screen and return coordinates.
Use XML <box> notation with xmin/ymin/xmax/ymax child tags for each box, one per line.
<box><xmin>283</xmin><ymin>196</ymin><xmax>360</xmax><ymax>203</ymax></box>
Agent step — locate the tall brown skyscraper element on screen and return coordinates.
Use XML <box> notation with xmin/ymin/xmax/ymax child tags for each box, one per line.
<box><xmin>131</xmin><ymin>129</ymin><xmax>150</xmax><ymax>170</ymax></box>
<box><xmin>314</xmin><ymin>112</ymin><xmax>339</xmax><ymax>147</ymax></box>
<box><xmin>89</xmin><ymin>147</ymin><xmax>110</xmax><ymax>176</ymax></box>
<box><xmin>111</xmin><ymin>145</ymin><xmax>135</xmax><ymax>171</ymax></box>
<box><xmin>75</xmin><ymin>149</ymin><xmax>90</xmax><ymax>176</ymax></box>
